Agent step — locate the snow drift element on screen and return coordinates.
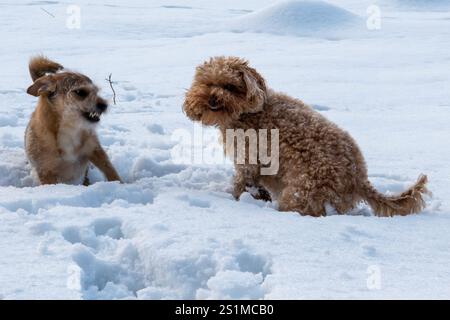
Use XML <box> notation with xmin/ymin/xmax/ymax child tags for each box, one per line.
<box><xmin>229</xmin><ymin>1</ymin><xmax>361</xmax><ymax>37</ymax></box>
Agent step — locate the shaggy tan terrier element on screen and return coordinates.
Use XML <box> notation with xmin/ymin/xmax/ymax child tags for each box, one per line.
<box><xmin>183</xmin><ymin>56</ymin><xmax>429</xmax><ymax>217</ymax></box>
<box><xmin>25</xmin><ymin>56</ymin><xmax>122</xmax><ymax>185</ymax></box>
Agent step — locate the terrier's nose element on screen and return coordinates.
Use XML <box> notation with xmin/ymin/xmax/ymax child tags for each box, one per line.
<box><xmin>96</xmin><ymin>102</ymin><xmax>108</xmax><ymax>112</ymax></box>
<box><xmin>209</xmin><ymin>96</ymin><xmax>220</xmax><ymax>110</ymax></box>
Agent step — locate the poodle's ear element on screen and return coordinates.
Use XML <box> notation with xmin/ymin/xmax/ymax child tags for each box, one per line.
<box><xmin>240</xmin><ymin>64</ymin><xmax>267</xmax><ymax>108</ymax></box>
<box><xmin>27</xmin><ymin>75</ymin><xmax>56</xmax><ymax>97</ymax></box>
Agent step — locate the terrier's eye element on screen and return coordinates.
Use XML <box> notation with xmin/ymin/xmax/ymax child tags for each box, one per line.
<box><xmin>224</xmin><ymin>84</ymin><xmax>239</xmax><ymax>93</ymax></box>
<box><xmin>74</xmin><ymin>89</ymin><xmax>88</xmax><ymax>99</ymax></box>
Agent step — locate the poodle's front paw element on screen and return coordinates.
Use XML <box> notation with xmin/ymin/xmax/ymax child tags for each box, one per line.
<box><xmin>253</xmin><ymin>186</ymin><xmax>272</xmax><ymax>202</ymax></box>
<box><xmin>231</xmin><ymin>184</ymin><xmax>246</xmax><ymax>200</ymax></box>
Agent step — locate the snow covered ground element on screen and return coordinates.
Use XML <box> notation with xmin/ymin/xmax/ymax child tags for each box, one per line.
<box><xmin>1</xmin><ymin>0</ymin><xmax>450</xmax><ymax>299</ymax></box>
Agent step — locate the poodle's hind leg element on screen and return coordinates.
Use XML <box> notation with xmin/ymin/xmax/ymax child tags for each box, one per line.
<box><xmin>332</xmin><ymin>197</ymin><xmax>360</xmax><ymax>215</ymax></box>
<box><xmin>277</xmin><ymin>185</ymin><xmax>326</xmax><ymax>217</ymax></box>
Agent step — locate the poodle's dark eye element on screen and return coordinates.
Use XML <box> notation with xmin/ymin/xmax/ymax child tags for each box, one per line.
<box><xmin>74</xmin><ymin>89</ymin><xmax>88</xmax><ymax>99</ymax></box>
<box><xmin>224</xmin><ymin>84</ymin><xmax>239</xmax><ymax>93</ymax></box>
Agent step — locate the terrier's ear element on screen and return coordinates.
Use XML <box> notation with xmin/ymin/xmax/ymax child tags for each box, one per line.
<box><xmin>27</xmin><ymin>75</ymin><xmax>56</xmax><ymax>97</ymax></box>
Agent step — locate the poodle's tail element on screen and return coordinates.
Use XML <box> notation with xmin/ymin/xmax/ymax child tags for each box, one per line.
<box><xmin>29</xmin><ymin>55</ymin><xmax>63</xmax><ymax>82</ymax></box>
<box><xmin>361</xmin><ymin>174</ymin><xmax>429</xmax><ymax>217</ymax></box>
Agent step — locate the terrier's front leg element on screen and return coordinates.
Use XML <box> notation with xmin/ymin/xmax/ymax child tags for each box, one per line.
<box><xmin>88</xmin><ymin>139</ymin><xmax>122</xmax><ymax>183</ymax></box>
<box><xmin>37</xmin><ymin>170</ymin><xmax>59</xmax><ymax>185</ymax></box>
<box><xmin>82</xmin><ymin>167</ymin><xmax>90</xmax><ymax>186</ymax></box>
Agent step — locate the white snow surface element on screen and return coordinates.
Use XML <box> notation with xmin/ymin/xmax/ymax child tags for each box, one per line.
<box><xmin>1</xmin><ymin>0</ymin><xmax>450</xmax><ymax>299</ymax></box>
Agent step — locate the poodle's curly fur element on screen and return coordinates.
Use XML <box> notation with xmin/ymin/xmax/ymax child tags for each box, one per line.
<box><xmin>183</xmin><ymin>56</ymin><xmax>429</xmax><ymax>217</ymax></box>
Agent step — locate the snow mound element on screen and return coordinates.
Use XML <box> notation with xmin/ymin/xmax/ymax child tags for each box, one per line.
<box><xmin>229</xmin><ymin>1</ymin><xmax>361</xmax><ymax>37</ymax></box>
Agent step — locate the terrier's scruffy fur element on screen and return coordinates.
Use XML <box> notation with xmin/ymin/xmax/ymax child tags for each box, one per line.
<box><xmin>183</xmin><ymin>56</ymin><xmax>429</xmax><ymax>217</ymax></box>
<box><xmin>25</xmin><ymin>56</ymin><xmax>122</xmax><ymax>185</ymax></box>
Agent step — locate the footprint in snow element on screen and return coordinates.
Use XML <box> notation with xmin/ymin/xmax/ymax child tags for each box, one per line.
<box><xmin>362</xmin><ymin>245</ymin><xmax>377</xmax><ymax>257</ymax></box>
<box><xmin>27</xmin><ymin>1</ymin><xmax>59</xmax><ymax>5</ymax></box>
<box><xmin>311</xmin><ymin>104</ymin><xmax>331</xmax><ymax>111</ymax></box>
<box><xmin>340</xmin><ymin>225</ymin><xmax>374</xmax><ymax>242</ymax></box>
<box><xmin>161</xmin><ymin>5</ymin><xmax>193</xmax><ymax>10</ymax></box>
<box><xmin>91</xmin><ymin>217</ymin><xmax>124</xmax><ymax>239</ymax></box>
<box><xmin>177</xmin><ymin>194</ymin><xmax>211</xmax><ymax>208</ymax></box>
<box><xmin>27</xmin><ymin>222</ymin><xmax>56</xmax><ymax>236</ymax></box>
<box><xmin>62</xmin><ymin>217</ymin><xmax>124</xmax><ymax>249</ymax></box>
<box><xmin>146</xmin><ymin>123</ymin><xmax>165</xmax><ymax>135</ymax></box>
<box><xmin>0</xmin><ymin>114</ymin><xmax>19</xmax><ymax>127</ymax></box>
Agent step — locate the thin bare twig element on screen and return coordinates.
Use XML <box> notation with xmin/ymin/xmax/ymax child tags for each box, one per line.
<box><xmin>105</xmin><ymin>73</ymin><xmax>117</xmax><ymax>105</ymax></box>
<box><xmin>40</xmin><ymin>7</ymin><xmax>55</xmax><ymax>18</ymax></box>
